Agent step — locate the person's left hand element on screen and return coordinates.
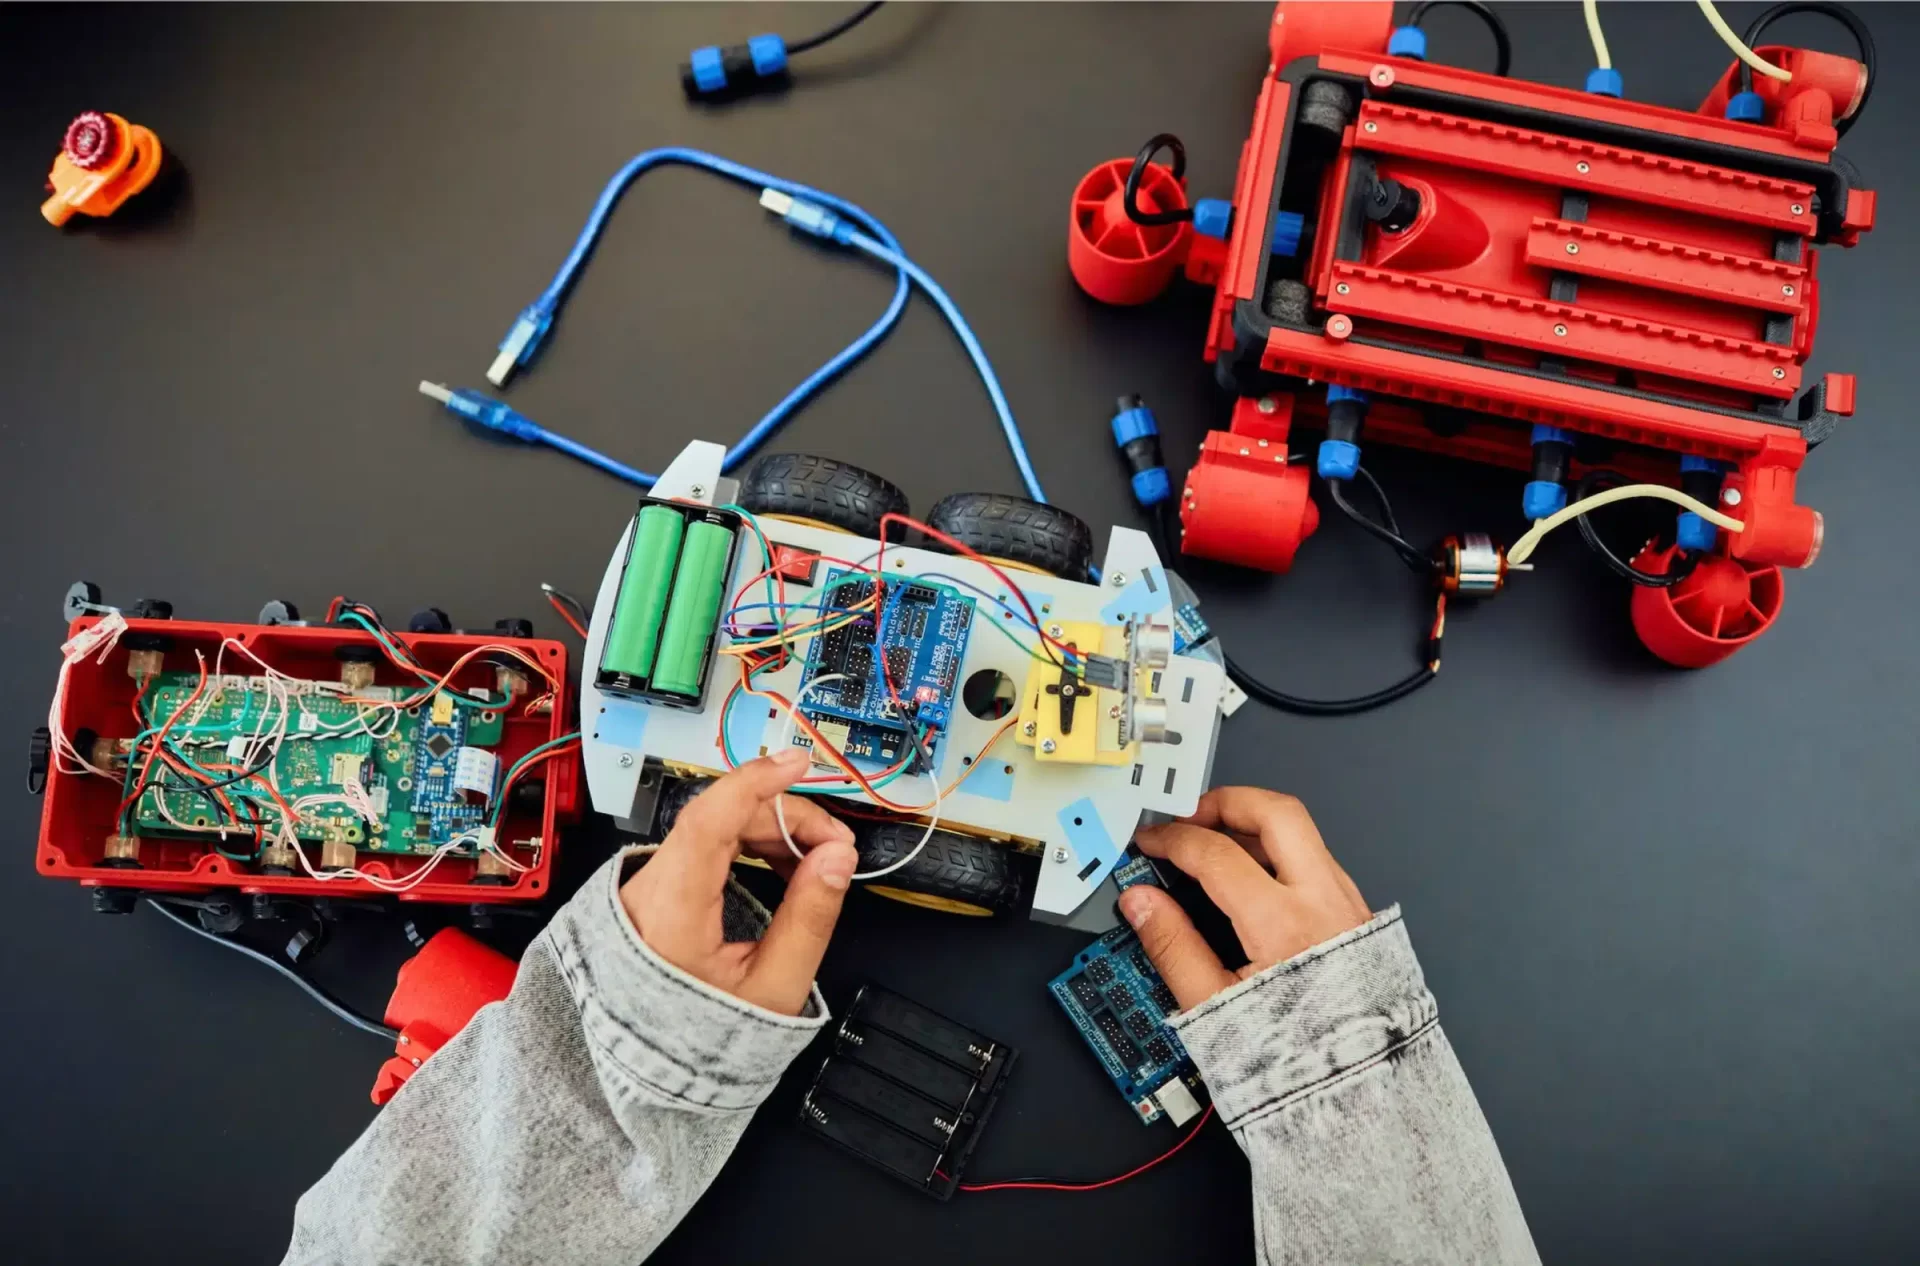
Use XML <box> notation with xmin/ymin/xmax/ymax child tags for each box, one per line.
<box><xmin>620</xmin><ymin>748</ymin><xmax>859</xmax><ymax>1016</ymax></box>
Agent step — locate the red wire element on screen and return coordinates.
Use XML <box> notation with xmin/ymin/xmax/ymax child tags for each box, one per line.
<box><xmin>952</xmin><ymin>1104</ymin><xmax>1215</xmax><ymax>1193</ymax></box>
<box><xmin>544</xmin><ymin>592</ymin><xmax>589</xmax><ymax>640</ymax></box>
<box><xmin>118</xmin><ymin>658</ymin><xmax>210</xmax><ymax>823</ymax></box>
<box><xmin>876</xmin><ymin>512</ymin><xmax>1063</xmax><ymax>653</ymax></box>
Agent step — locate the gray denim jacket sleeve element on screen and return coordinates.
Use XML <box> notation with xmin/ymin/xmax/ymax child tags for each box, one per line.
<box><xmin>284</xmin><ymin>848</ymin><xmax>828</xmax><ymax>1266</ymax></box>
<box><xmin>1173</xmin><ymin>905</ymin><xmax>1539</xmax><ymax>1265</ymax></box>
<box><xmin>286</xmin><ymin>860</ymin><xmax>1536</xmax><ymax>1265</ymax></box>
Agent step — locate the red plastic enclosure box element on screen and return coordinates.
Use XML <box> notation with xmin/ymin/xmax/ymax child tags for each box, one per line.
<box><xmin>39</xmin><ymin>616</ymin><xmax>579</xmax><ymax>905</ymax></box>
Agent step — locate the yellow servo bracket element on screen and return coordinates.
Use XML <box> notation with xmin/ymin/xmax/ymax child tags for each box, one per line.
<box><xmin>1014</xmin><ymin>619</ymin><xmax>1134</xmax><ymax>766</ymax></box>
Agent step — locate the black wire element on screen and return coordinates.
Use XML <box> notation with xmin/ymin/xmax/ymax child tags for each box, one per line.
<box><xmin>1149</xmin><ymin>506</ymin><xmax>1439</xmax><ymax>718</ymax></box>
<box><xmin>1123</xmin><ymin>134</ymin><xmax>1196</xmax><ymax>227</ymax></box>
<box><xmin>1572</xmin><ymin>470</ymin><xmax>1701</xmax><ymax>589</ymax></box>
<box><xmin>1737</xmin><ymin>3</ymin><xmax>1874</xmax><ymax>136</ymax></box>
<box><xmin>1226</xmin><ymin>650</ymin><xmax>1437</xmax><ymax>717</ymax></box>
<box><xmin>786</xmin><ymin>1</ymin><xmax>884</xmax><ymax>55</ymax></box>
<box><xmin>1405</xmin><ymin>1</ymin><xmax>1514</xmax><ymax>76</ymax></box>
<box><xmin>1328</xmin><ymin>468</ymin><xmax>1437</xmax><ymax>575</ymax></box>
<box><xmin>147</xmin><ymin>898</ymin><xmax>399</xmax><ymax>1041</ymax></box>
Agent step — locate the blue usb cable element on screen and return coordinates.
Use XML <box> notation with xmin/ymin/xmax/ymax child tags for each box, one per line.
<box><xmin>425</xmin><ymin>146</ymin><xmax>1047</xmax><ymax>504</ymax></box>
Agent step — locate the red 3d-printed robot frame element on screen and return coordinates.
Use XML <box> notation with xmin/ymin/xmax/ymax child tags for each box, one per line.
<box><xmin>1070</xmin><ymin>1</ymin><xmax>1873</xmax><ymax>666</ymax></box>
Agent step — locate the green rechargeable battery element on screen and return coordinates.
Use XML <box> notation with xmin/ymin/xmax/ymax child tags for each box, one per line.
<box><xmin>601</xmin><ymin>505</ymin><xmax>685</xmax><ymax>680</ymax></box>
<box><xmin>650</xmin><ymin>519</ymin><xmax>734</xmax><ymax>697</ymax></box>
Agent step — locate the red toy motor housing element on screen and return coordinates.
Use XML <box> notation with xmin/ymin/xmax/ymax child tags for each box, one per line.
<box><xmin>1070</xmin><ymin>1</ymin><xmax>1873</xmax><ymax>663</ymax></box>
<box><xmin>371</xmin><ymin>927</ymin><xmax>518</xmax><ymax>1104</ymax></box>
<box><xmin>38</xmin><ymin>614</ymin><xmax>580</xmax><ymax>905</ymax></box>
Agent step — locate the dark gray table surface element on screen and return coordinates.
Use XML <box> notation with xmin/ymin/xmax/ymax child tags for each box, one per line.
<box><xmin>4</xmin><ymin>4</ymin><xmax>1915</xmax><ymax>1262</ymax></box>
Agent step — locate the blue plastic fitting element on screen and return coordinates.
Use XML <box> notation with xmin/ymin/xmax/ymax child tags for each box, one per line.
<box><xmin>1111</xmin><ymin>397</ymin><xmax>1171</xmax><ymax>507</ymax></box>
<box><xmin>1131</xmin><ymin>468</ymin><xmax>1172</xmax><ymax>507</ymax></box>
<box><xmin>1388</xmin><ymin>25</ymin><xmax>1428</xmax><ymax>59</ymax></box>
<box><xmin>1192</xmin><ymin>202</ymin><xmax>1304</xmax><ymax>258</ymax></box>
<box><xmin>1111</xmin><ymin>404</ymin><xmax>1157</xmax><ymax>447</ymax></box>
<box><xmin>1675</xmin><ymin>512</ymin><xmax>1719</xmax><ymax>553</ymax></box>
<box><xmin>1679</xmin><ymin>454</ymin><xmax>1723</xmax><ymax>474</ymax></box>
<box><xmin>1531</xmin><ymin>424</ymin><xmax>1573</xmax><ymax>446</ymax></box>
<box><xmin>1191</xmin><ymin>198</ymin><xmax>1232</xmax><ymax>241</ymax></box>
<box><xmin>1586</xmin><ymin>67</ymin><xmax>1623</xmax><ymax>98</ymax></box>
<box><xmin>1725</xmin><ymin>91</ymin><xmax>1765</xmax><ymax>123</ymax></box>
<box><xmin>1326</xmin><ymin>385</ymin><xmax>1368</xmax><ymax>407</ymax></box>
<box><xmin>688</xmin><ymin>46</ymin><xmax>726</xmax><ymax>93</ymax></box>
<box><xmin>1522</xmin><ymin>480</ymin><xmax>1568</xmax><ymax>520</ymax></box>
<box><xmin>747</xmin><ymin>33</ymin><xmax>787</xmax><ymax>75</ymax></box>
<box><xmin>1271</xmin><ymin>210</ymin><xmax>1304</xmax><ymax>258</ymax></box>
<box><xmin>439</xmin><ymin>388</ymin><xmax>542</xmax><ymax>444</ymax></box>
<box><xmin>1317</xmin><ymin>439</ymin><xmax>1361</xmax><ymax>482</ymax></box>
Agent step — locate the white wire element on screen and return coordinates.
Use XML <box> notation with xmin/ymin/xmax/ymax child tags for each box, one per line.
<box><xmin>1696</xmin><ymin>0</ymin><xmax>1792</xmax><ymax>82</ymax></box>
<box><xmin>1583</xmin><ymin>0</ymin><xmax>1612</xmax><ymax>71</ymax></box>
<box><xmin>1508</xmin><ymin>483</ymin><xmax>1746</xmax><ymax>566</ymax></box>
<box><xmin>770</xmin><ymin>673</ymin><xmax>944</xmax><ymax>882</ymax></box>
<box><xmin>49</xmin><ymin>612</ymin><xmax>128</xmax><ymax>777</ymax></box>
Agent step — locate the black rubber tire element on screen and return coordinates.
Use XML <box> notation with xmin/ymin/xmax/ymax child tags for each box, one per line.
<box><xmin>738</xmin><ymin>453</ymin><xmax>910</xmax><ymax>539</ymax></box>
<box><xmin>653</xmin><ymin>775</ymin><xmax>713</xmax><ymax>839</ymax></box>
<box><xmin>924</xmin><ymin>493</ymin><xmax>1094</xmax><ymax>580</ymax></box>
<box><xmin>856</xmin><ymin>821</ymin><xmax>1024</xmax><ymax>915</ymax></box>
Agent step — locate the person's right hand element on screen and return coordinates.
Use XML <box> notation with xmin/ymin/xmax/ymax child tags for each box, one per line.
<box><xmin>1121</xmin><ymin>787</ymin><xmax>1372</xmax><ymax>1011</ymax></box>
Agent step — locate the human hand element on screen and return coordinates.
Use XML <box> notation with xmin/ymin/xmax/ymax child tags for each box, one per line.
<box><xmin>1121</xmin><ymin>787</ymin><xmax>1371</xmax><ymax>1011</ymax></box>
<box><xmin>619</xmin><ymin>749</ymin><xmax>860</xmax><ymax>1016</ymax></box>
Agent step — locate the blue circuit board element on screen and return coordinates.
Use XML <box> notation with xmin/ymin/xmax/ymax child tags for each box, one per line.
<box><xmin>410</xmin><ymin>703</ymin><xmax>488</xmax><ymax>844</ymax></box>
<box><xmin>796</xmin><ymin>572</ymin><xmax>975</xmax><ymax>772</ymax></box>
<box><xmin>1049</xmin><ymin>854</ymin><xmax>1208</xmax><ymax>1124</ymax></box>
<box><xmin>1170</xmin><ymin>601</ymin><xmax>1212</xmax><ymax>654</ymax></box>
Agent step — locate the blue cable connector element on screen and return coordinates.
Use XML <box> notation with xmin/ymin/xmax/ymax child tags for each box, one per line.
<box><xmin>761</xmin><ymin>189</ymin><xmax>1048</xmax><ymax>505</ymax></box>
<box><xmin>440</xmin><ymin>147</ymin><xmax>1050</xmax><ymax>504</ymax></box>
<box><xmin>1585</xmin><ymin>67</ymin><xmax>1623</xmax><ymax>97</ymax></box>
<box><xmin>418</xmin><ymin>383</ymin><xmax>657</xmax><ymax>487</ymax></box>
<box><xmin>1110</xmin><ymin>396</ymin><xmax>1171</xmax><ymax>508</ymax></box>
<box><xmin>1524</xmin><ymin>424</ymin><xmax>1574</xmax><ymax>520</ymax></box>
<box><xmin>1318</xmin><ymin>386</ymin><xmax>1368</xmax><ymax>482</ymax></box>
<box><xmin>1388</xmin><ymin>25</ymin><xmax>1429</xmax><ymax>59</ymax></box>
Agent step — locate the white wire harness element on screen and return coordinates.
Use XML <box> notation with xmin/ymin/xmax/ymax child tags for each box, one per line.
<box><xmin>85</xmin><ymin>619</ymin><xmax>565</xmax><ymax>893</ymax></box>
<box><xmin>770</xmin><ymin>673</ymin><xmax>944</xmax><ymax>882</ymax></box>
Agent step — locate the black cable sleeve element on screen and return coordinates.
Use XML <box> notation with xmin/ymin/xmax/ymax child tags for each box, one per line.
<box><xmin>786</xmin><ymin>2</ymin><xmax>884</xmax><ymax>55</ymax></box>
<box><xmin>149</xmin><ymin>898</ymin><xmax>399</xmax><ymax>1041</ymax></box>
<box><xmin>1572</xmin><ymin>470</ymin><xmax>1701</xmax><ymax>588</ymax></box>
<box><xmin>1150</xmin><ymin>506</ymin><xmax>1439</xmax><ymax>718</ymax></box>
<box><xmin>1123</xmin><ymin>134</ymin><xmax>1196</xmax><ymax>227</ymax></box>
<box><xmin>1406</xmin><ymin>0</ymin><xmax>1514</xmax><ymax>76</ymax></box>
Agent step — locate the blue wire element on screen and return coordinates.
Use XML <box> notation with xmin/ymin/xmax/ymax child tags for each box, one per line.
<box><xmin>532</xmin><ymin>148</ymin><xmax>912</xmax><ymax>480</ymax></box>
<box><xmin>840</xmin><ymin>231</ymin><xmax>1048</xmax><ymax>505</ymax></box>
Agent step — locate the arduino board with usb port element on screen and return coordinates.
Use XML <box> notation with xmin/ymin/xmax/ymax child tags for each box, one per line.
<box><xmin>1048</xmin><ymin>853</ymin><xmax>1208</xmax><ymax>1126</ymax></box>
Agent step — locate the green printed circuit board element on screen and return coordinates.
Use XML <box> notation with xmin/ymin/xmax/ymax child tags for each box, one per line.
<box><xmin>128</xmin><ymin>671</ymin><xmax>506</xmax><ymax>855</ymax></box>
